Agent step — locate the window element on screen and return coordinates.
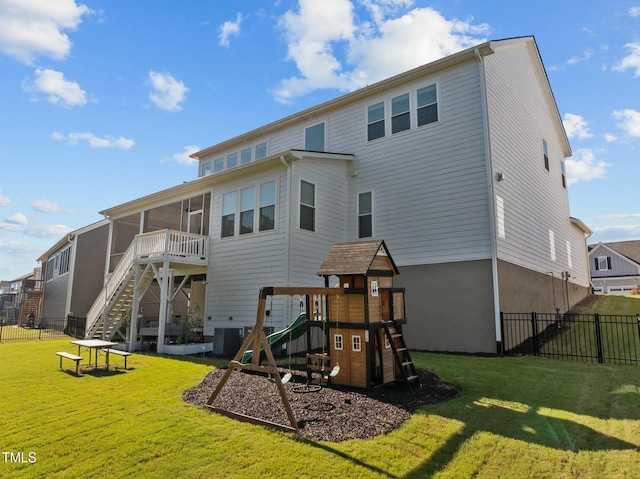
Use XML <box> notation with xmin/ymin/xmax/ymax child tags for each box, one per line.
<box><xmin>300</xmin><ymin>180</ymin><xmax>315</xmax><ymax>231</ymax></box>
<box><xmin>58</xmin><ymin>246</ymin><xmax>71</xmax><ymax>275</ymax></box>
<box><xmin>358</xmin><ymin>191</ymin><xmax>373</xmax><ymax>238</ymax></box>
<box><xmin>417</xmin><ymin>84</ymin><xmax>438</xmax><ymax>126</ymax></box>
<box><xmin>240</xmin><ymin>187</ymin><xmax>255</xmax><ymax>235</ymax></box>
<box><xmin>334</xmin><ymin>334</ymin><xmax>343</xmax><ymax>351</ymax></box>
<box><xmin>560</xmin><ymin>159</ymin><xmax>566</xmax><ymax>188</ymax></box>
<box><xmin>352</xmin><ymin>335</ymin><xmax>362</xmax><ymax>352</ymax></box>
<box><xmin>240</xmin><ymin>148</ymin><xmax>252</xmax><ymax>165</ymax></box>
<box><xmin>391</xmin><ymin>93</ymin><xmax>410</xmax><ymax>134</ymax></box>
<box><xmin>201</xmin><ymin>161</ymin><xmax>212</xmax><ymax>177</ymax></box>
<box><xmin>227</xmin><ymin>153</ymin><xmax>238</xmax><ymax>169</ymax></box>
<box><xmin>595</xmin><ymin>256</ymin><xmax>611</xmax><ymax>271</ymax></box>
<box><xmin>543</xmin><ymin>139</ymin><xmax>549</xmax><ymax>170</ymax></box>
<box><xmin>221</xmin><ymin>192</ymin><xmax>236</xmax><ymax>238</ymax></box>
<box><xmin>305</xmin><ymin>123</ymin><xmax>325</xmax><ymax>152</ymax></box>
<box><xmin>259</xmin><ymin>181</ymin><xmax>276</xmax><ymax>231</ymax></box>
<box><xmin>214</xmin><ymin>158</ymin><xmax>224</xmax><ymax>173</ymax></box>
<box><xmin>367</xmin><ymin>102</ymin><xmax>385</xmax><ymax>141</ymax></box>
<box><xmin>255</xmin><ymin>142</ymin><xmax>267</xmax><ymax>160</ymax></box>
<box><xmin>549</xmin><ymin>230</ymin><xmax>556</xmax><ymax>262</ymax></box>
<box><xmin>44</xmin><ymin>258</ymin><xmax>55</xmax><ymax>281</ymax></box>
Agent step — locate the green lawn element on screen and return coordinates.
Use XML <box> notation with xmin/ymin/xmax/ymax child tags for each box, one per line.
<box><xmin>1</xmin><ymin>339</ymin><xmax>639</xmax><ymax>478</ymax></box>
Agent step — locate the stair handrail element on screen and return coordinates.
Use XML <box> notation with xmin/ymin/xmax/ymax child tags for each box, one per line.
<box><xmin>85</xmin><ymin>240</ymin><xmax>136</xmax><ymax>333</ymax></box>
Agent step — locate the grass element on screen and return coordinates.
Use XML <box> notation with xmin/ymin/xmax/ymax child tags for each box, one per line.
<box><xmin>538</xmin><ymin>295</ymin><xmax>640</xmax><ymax>364</ymax></box>
<box><xmin>1</xmin><ymin>337</ymin><xmax>639</xmax><ymax>478</ymax></box>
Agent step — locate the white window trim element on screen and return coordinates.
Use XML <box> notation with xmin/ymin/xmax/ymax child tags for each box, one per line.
<box><xmin>365</xmin><ymin>80</ymin><xmax>441</xmax><ymax>143</ymax></box>
<box><xmin>299</xmin><ymin>179</ymin><xmax>316</xmax><ymax>233</ymax></box>
<box><xmin>352</xmin><ymin>334</ymin><xmax>362</xmax><ymax>352</ymax></box>
<box><xmin>358</xmin><ymin>190</ymin><xmax>374</xmax><ymax>239</ymax></box>
<box><xmin>304</xmin><ymin>121</ymin><xmax>327</xmax><ymax>152</ymax></box>
<box><xmin>334</xmin><ymin>333</ymin><xmax>343</xmax><ymax>351</ymax></box>
<box><xmin>414</xmin><ymin>80</ymin><xmax>441</xmax><ymax>130</ymax></box>
<box><xmin>220</xmin><ymin>180</ymin><xmax>278</xmax><ymax>239</ymax></box>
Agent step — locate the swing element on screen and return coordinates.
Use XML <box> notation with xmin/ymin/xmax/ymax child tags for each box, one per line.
<box><xmin>328</xmin><ymin>293</ymin><xmax>340</xmax><ymax>378</ymax></box>
<box><xmin>319</xmin><ymin>293</ymin><xmax>340</xmax><ymax>379</ymax></box>
<box><xmin>266</xmin><ymin>296</ymin><xmax>292</xmax><ymax>385</ymax></box>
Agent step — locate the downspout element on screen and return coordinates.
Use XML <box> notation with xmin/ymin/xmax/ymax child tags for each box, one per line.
<box><xmin>64</xmin><ymin>233</ymin><xmax>76</xmax><ymax>318</ymax></box>
<box><xmin>280</xmin><ymin>155</ymin><xmax>292</xmax><ymax>324</ymax></box>
<box><xmin>476</xmin><ymin>46</ymin><xmax>503</xmax><ymax>353</ymax></box>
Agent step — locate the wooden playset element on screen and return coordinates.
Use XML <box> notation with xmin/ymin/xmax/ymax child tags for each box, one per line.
<box><xmin>206</xmin><ymin>240</ymin><xmax>419</xmax><ymax>432</ymax></box>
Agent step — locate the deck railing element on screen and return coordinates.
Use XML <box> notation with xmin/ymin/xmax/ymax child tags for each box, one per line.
<box><xmin>135</xmin><ymin>229</ymin><xmax>208</xmax><ymax>260</ymax></box>
<box><xmin>85</xmin><ymin>230</ymin><xmax>209</xmax><ymax>337</ymax></box>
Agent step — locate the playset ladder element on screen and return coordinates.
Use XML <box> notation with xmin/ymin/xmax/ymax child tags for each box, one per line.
<box><xmin>382</xmin><ymin>320</ymin><xmax>421</xmax><ymax>390</ymax></box>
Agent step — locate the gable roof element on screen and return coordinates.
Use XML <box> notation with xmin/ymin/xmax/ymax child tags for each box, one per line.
<box><xmin>317</xmin><ymin>240</ymin><xmax>399</xmax><ymax>276</ymax></box>
<box><xmin>590</xmin><ymin>240</ymin><xmax>640</xmax><ymax>265</ymax></box>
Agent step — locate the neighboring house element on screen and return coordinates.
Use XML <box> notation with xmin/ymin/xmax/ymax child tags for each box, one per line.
<box><xmin>588</xmin><ymin>241</ymin><xmax>640</xmax><ymax>295</ymax></box>
<box><xmin>86</xmin><ymin>36</ymin><xmax>591</xmax><ymax>355</ymax></box>
<box><xmin>3</xmin><ymin>269</ymin><xmax>43</xmax><ymax>325</ymax></box>
<box><xmin>38</xmin><ymin>220</ymin><xmax>110</xmax><ymax>320</ymax></box>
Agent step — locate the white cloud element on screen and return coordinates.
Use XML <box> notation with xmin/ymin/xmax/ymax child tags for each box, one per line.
<box><xmin>630</xmin><ymin>7</ymin><xmax>640</xmax><ymax>18</ymax></box>
<box><xmin>0</xmin><ymin>222</ymin><xmax>72</xmax><ymax>237</ymax></box>
<box><xmin>589</xmin><ymin>216</ymin><xmax>640</xmax><ymax>242</ymax></box>
<box><xmin>274</xmin><ymin>1</ymin><xmax>489</xmax><ymax>103</ymax></box>
<box><xmin>563</xmin><ymin>113</ymin><xmax>592</xmax><ymax>139</ymax></box>
<box><xmin>219</xmin><ymin>13</ymin><xmax>242</xmax><ymax>47</ymax></box>
<box><xmin>148</xmin><ymin>71</ymin><xmax>189</xmax><ymax>111</ymax></box>
<box><xmin>604</xmin><ymin>133</ymin><xmax>618</xmax><ymax>142</ymax></box>
<box><xmin>614</xmin><ymin>42</ymin><xmax>640</xmax><ymax>76</ymax></box>
<box><xmin>0</xmin><ymin>190</ymin><xmax>11</xmax><ymax>206</ymax></box>
<box><xmin>52</xmin><ymin>131</ymin><xmax>134</xmax><ymax>149</ymax></box>
<box><xmin>163</xmin><ymin>145</ymin><xmax>200</xmax><ymax>165</ymax></box>
<box><xmin>0</xmin><ymin>0</ymin><xmax>92</xmax><ymax>64</ymax></box>
<box><xmin>5</xmin><ymin>212</ymin><xmax>27</xmax><ymax>225</ymax></box>
<box><xmin>565</xmin><ymin>148</ymin><xmax>611</xmax><ymax>186</ymax></box>
<box><xmin>566</xmin><ymin>49</ymin><xmax>594</xmax><ymax>65</ymax></box>
<box><xmin>24</xmin><ymin>68</ymin><xmax>87</xmax><ymax>108</ymax></box>
<box><xmin>31</xmin><ymin>198</ymin><xmax>72</xmax><ymax>213</ymax></box>
<box><xmin>612</xmin><ymin>109</ymin><xmax>640</xmax><ymax>137</ymax></box>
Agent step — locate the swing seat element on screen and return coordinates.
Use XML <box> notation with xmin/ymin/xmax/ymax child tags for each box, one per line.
<box><xmin>329</xmin><ymin>364</ymin><xmax>340</xmax><ymax>377</ymax></box>
<box><xmin>268</xmin><ymin>372</ymin><xmax>293</xmax><ymax>385</ymax></box>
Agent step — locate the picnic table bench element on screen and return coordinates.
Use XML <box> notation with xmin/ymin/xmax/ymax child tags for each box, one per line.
<box><xmin>56</xmin><ymin>351</ymin><xmax>83</xmax><ymax>376</ymax></box>
<box><xmin>101</xmin><ymin>348</ymin><xmax>132</xmax><ymax>369</ymax></box>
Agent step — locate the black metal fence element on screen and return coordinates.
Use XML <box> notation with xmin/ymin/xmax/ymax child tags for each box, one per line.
<box><xmin>0</xmin><ymin>315</ymin><xmax>86</xmax><ymax>342</ymax></box>
<box><xmin>501</xmin><ymin>312</ymin><xmax>640</xmax><ymax>365</ymax></box>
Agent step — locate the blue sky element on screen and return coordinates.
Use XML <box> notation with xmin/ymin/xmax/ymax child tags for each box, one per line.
<box><xmin>1</xmin><ymin>0</ymin><xmax>639</xmax><ymax>281</ymax></box>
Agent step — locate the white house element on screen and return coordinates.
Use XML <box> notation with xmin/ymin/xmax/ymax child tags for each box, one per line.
<box><xmin>87</xmin><ymin>36</ymin><xmax>591</xmax><ymax>355</ymax></box>
<box><xmin>589</xmin><ymin>241</ymin><xmax>640</xmax><ymax>295</ymax></box>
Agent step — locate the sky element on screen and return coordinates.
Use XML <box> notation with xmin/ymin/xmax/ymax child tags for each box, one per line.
<box><xmin>1</xmin><ymin>0</ymin><xmax>639</xmax><ymax>281</ymax></box>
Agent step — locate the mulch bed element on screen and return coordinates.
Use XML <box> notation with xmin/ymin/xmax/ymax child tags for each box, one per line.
<box><xmin>183</xmin><ymin>367</ymin><xmax>459</xmax><ymax>442</ymax></box>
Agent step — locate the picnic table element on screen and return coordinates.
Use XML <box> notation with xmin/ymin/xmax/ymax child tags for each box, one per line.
<box><xmin>70</xmin><ymin>339</ymin><xmax>118</xmax><ymax>370</ymax></box>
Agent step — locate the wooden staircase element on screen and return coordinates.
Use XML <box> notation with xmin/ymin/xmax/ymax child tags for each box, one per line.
<box><xmin>19</xmin><ymin>291</ymin><xmax>42</xmax><ymax>325</ymax></box>
<box><xmin>382</xmin><ymin>319</ymin><xmax>421</xmax><ymax>390</ymax></box>
<box><xmin>85</xmin><ymin>245</ymin><xmax>155</xmax><ymax>340</ymax></box>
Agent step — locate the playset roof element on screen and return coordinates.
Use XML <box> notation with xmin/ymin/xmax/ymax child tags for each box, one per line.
<box><xmin>316</xmin><ymin>240</ymin><xmax>399</xmax><ymax>276</ymax></box>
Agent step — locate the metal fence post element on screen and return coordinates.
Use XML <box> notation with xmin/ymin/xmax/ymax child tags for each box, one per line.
<box><xmin>499</xmin><ymin>312</ymin><xmax>505</xmax><ymax>356</ymax></box>
<box><xmin>594</xmin><ymin>313</ymin><xmax>604</xmax><ymax>364</ymax></box>
<box><xmin>531</xmin><ymin>312</ymin><xmax>539</xmax><ymax>356</ymax></box>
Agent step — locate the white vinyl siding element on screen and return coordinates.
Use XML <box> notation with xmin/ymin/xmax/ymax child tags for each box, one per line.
<box><xmin>205</xmin><ymin>169</ymin><xmax>288</xmax><ymax>335</ymax></box>
<box><xmin>347</xmin><ymin>62</ymin><xmax>492</xmax><ymax>265</ymax></box>
<box><xmin>486</xmin><ymin>42</ymin><xmax>589</xmax><ymax>287</ymax></box>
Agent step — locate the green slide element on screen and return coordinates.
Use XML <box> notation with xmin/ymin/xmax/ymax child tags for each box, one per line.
<box><xmin>240</xmin><ymin>313</ymin><xmax>308</xmax><ymax>364</ymax></box>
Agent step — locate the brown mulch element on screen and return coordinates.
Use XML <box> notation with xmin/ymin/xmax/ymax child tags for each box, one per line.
<box><xmin>183</xmin><ymin>367</ymin><xmax>459</xmax><ymax>442</ymax></box>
